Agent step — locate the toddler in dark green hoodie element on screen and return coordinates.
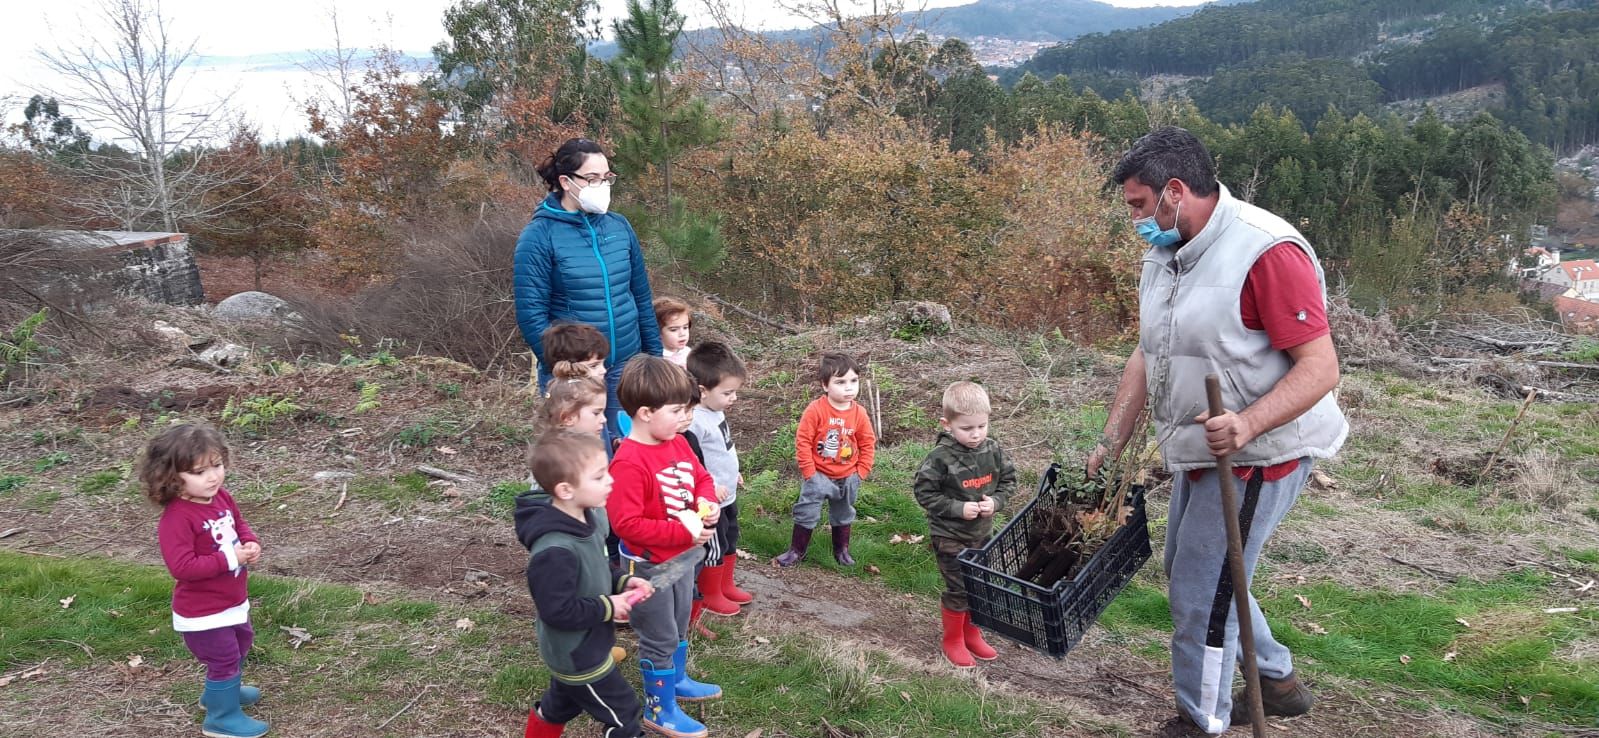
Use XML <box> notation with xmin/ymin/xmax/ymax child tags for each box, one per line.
<box><xmin>514</xmin><ymin>431</ymin><xmax>654</xmax><ymax>738</ymax></box>
<box><xmin>913</xmin><ymin>381</ymin><xmax>1017</xmax><ymax>668</ymax></box>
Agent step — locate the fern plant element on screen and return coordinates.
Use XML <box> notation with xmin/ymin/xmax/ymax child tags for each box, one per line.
<box><xmin>221</xmin><ymin>394</ymin><xmax>302</xmax><ymax>432</ymax></box>
<box><xmin>354</xmin><ymin>381</ymin><xmax>382</xmax><ymax>414</ymax></box>
<box><xmin>0</xmin><ymin>308</ymin><xmax>49</xmax><ymax>382</ymax></box>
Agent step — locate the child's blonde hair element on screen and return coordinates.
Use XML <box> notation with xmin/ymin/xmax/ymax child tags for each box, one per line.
<box><xmin>138</xmin><ymin>423</ymin><xmax>230</xmax><ymax>506</ymax></box>
<box><xmin>543</xmin><ymin>361</ymin><xmax>607</xmax><ymax>428</ymax></box>
<box><xmin>528</xmin><ymin>430</ymin><xmax>606</xmax><ymax>495</ymax></box>
<box><xmin>941</xmin><ymin>381</ymin><xmax>991</xmax><ymax>419</ymax></box>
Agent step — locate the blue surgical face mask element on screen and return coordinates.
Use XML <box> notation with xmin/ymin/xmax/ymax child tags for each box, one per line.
<box><xmin>1133</xmin><ymin>189</ymin><xmax>1182</xmax><ymax>248</ymax></box>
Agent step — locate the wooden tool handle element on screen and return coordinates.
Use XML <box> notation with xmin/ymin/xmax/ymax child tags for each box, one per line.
<box><xmin>1205</xmin><ymin>374</ymin><xmax>1268</xmax><ymax>737</ymax></box>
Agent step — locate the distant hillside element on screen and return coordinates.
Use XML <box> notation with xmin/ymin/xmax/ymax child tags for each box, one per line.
<box><xmin>1001</xmin><ymin>0</ymin><xmax>1599</xmax><ymax>152</ymax></box>
<box><xmin>588</xmin><ymin>0</ymin><xmax>1219</xmax><ymax>59</ymax></box>
<box><xmin>910</xmin><ymin>0</ymin><xmax>1210</xmax><ymax>42</ymax></box>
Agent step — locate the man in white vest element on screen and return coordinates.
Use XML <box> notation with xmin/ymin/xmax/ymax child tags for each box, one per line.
<box><xmin>1088</xmin><ymin>127</ymin><xmax>1348</xmax><ymax>736</ymax></box>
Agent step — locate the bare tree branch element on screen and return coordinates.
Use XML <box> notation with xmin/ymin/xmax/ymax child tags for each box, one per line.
<box><xmin>34</xmin><ymin>0</ymin><xmax>250</xmax><ymax>233</ymax></box>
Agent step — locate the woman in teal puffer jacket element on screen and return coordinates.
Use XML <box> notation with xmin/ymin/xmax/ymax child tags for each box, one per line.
<box><xmin>514</xmin><ymin>139</ymin><xmax>662</xmax><ymax>441</ymax></box>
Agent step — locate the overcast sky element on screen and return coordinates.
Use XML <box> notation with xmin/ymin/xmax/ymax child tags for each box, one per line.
<box><xmin>6</xmin><ymin>0</ymin><xmax>1211</xmax><ymax>61</ymax></box>
<box><xmin>2</xmin><ymin>0</ymin><xmax>1212</xmax><ymax>140</ymax></box>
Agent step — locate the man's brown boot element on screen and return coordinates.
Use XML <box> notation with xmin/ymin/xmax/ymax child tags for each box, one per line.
<box><xmin>1231</xmin><ymin>671</ymin><xmax>1314</xmax><ymax>725</ymax></box>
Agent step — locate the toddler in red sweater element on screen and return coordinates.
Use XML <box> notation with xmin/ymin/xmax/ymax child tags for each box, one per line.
<box><xmin>607</xmin><ymin>355</ymin><xmax>722</xmax><ymax>738</ymax></box>
<box><xmin>140</xmin><ymin>423</ymin><xmax>268</xmax><ymax>738</ymax></box>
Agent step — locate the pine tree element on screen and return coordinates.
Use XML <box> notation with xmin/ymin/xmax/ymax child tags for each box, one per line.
<box><xmin>610</xmin><ymin>0</ymin><xmax>720</xmax><ymax>206</ymax></box>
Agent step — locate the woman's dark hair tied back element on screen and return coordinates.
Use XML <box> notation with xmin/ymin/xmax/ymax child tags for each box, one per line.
<box><xmin>536</xmin><ymin>138</ymin><xmax>606</xmax><ymax>194</ymax></box>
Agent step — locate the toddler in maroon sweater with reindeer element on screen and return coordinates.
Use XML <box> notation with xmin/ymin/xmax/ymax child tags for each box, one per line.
<box><xmin>142</xmin><ymin>423</ymin><xmax>269</xmax><ymax>738</ymax></box>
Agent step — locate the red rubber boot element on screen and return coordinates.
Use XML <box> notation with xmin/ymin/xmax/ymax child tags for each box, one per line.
<box><xmin>525</xmin><ymin>705</ymin><xmax>564</xmax><ymax>738</ymax></box>
<box><xmin>961</xmin><ymin>610</ymin><xmax>997</xmax><ymax>661</ymax></box>
<box><xmin>689</xmin><ymin>600</ymin><xmax>717</xmax><ymax>640</ymax></box>
<box><xmin>721</xmin><ymin>554</ymin><xmax>753</xmax><ymax>604</ymax></box>
<box><xmin>940</xmin><ymin>607</ymin><xmax>975</xmax><ymax>668</ymax></box>
<box><xmin>697</xmin><ymin>561</ymin><xmax>741</xmax><ymax>616</ymax></box>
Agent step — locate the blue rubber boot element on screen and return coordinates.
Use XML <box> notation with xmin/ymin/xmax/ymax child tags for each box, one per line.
<box><xmin>672</xmin><ymin>640</ymin><xmax>721</xmax><ymax>702</ymax></box>
<box><xmin>200</xmin><ymin>664</ymin><xmax>259</xmax><ymax>709</ymax></box>
<box><xmin>200</xmin><ymin>675</ymin><xmax>269</xmax><ymax>738</ymax></box>
<box><xmin>640</xmin><ymin>659</ymin><xmax>706</xmax><ymax>738</ymax></box>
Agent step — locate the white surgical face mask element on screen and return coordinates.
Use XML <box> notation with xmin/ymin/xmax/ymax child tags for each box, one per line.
<box><xmin>575</xmin><ymin>181</ymin><xmax>611</xmax><ymax>215</ymax></box>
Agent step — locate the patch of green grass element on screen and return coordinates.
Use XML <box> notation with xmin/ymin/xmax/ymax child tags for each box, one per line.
<box><xmin>754</xmin><ymin>369</ymin><xmax>795</xmax><ymax>389</ymax></box>
<box><xmin>74</xmin><ymin>469</ymin><xmax>125</xmax><ymax>496</ymax></box>
<box><xmin>234</xmin><ymin>479</ymin><xmax>305</xmax><ymax>504</ymax></box>
<box><xmin>1561</xmin><ymin>547</ymin><xmax>1599</xmax><ymax>566</ymax></box>
<box><xmin>492</xmin><ymin>422</ymin><xmax>533</xmax><ymax>447</ymax></box>
<box><xmin>742</xmin><ymin>419</ymin><xmax>798</xmax><ymax>477</ymax></box>
<box><xmin>0</xmin><ymin>550</ymin><xmax>441</xmax><ymax>670</ymax></box>
<box><xmin>488</xmin><ymin>633</ymin><xmax>1071</xmax><ymax>736</ymax></box>
<box><xmin>1267</xmin><ymin>573</ymin><xmax>1599</xmax><ymax>724</ymax></box>
<box><xmin>739</xmin><ymin>441</ymin><xmax>980</xmax><ymax>597</ymax></box>
<box><xmin>1089</xmin><ymin>573</ymin><xmax>1599</xmax><ymax>724</ymax></box>
<box><xmin>1563</xmin><ymin>337</ymin><xmax>1599</xmax><ymax>363</ymax></box>
<box><xmin>702</xmin><ymin>636</ymin><xmax>1061</xmax><ymax>736</ymax></box>
<box><xmin>1297</xmin><ymin>498</ymin><xmax>1340</xmax><ymax>518</ymax></box>
<box><xmin>24</xmin><ymin>488</ymin><xmax>62</xmax><ymax>513</ymax></box>
<box><xmin>0</xmin><ymin>474</ymin><xmax>27</xmax><ymax>494</ymax></box>
<box><xmin>348</xmin><ymin>472</ymin><xmax>435</xmax><ymax>508</ymax></box>
<box><xmin>394</xmin><ymin>419</ymin><xmax>459</xmax><ymax>448</ymax></box>
<box><xmin>33</xmin><ymin>451</ymin><xmax>71</xmax><ymax>472</ymax></box>
<box><xmin>478</xmin><ymin>480</ymin><xmax>528</xmax><ymax>518</ymax></box>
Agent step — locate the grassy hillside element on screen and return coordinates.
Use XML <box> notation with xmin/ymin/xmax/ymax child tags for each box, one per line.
<box><xmin>1</xmin><ymin>298</ymin><xmax>1597</xmax><ymax>736</ymax></box>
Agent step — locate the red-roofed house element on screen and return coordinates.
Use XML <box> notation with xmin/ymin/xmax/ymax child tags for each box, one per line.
<box><xmin>1550</xmin><ymin>259</ymin><xmax>1599</xmax><ymax>298</ymax></box>
<box><xmin>1555</xmin><ymin>290</ymin><xmax>1599</xmax><ymax>334</ymax></box>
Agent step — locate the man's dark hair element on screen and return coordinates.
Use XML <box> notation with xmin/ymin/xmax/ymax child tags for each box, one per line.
<box><xmin>687</xmin><ymin>341</ymin><xmax>747</xmax><ymax>391</ymax></box>
<box><xmin>1111</xmin><ymin>126</ymin><xmax>1218</xmax><ymax>197</ymax></box>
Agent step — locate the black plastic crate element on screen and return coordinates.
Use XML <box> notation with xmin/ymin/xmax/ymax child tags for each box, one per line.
<box><xmin>958</xmin><ymin>463</ymin><xmax>1151</xmax><ymax>659</ymax></box>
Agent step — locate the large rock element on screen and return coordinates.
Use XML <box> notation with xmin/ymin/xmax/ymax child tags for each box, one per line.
<box><xmin>214</xmin><ymin>291</ymin><xmax>295</xmax><ymax>323</ymax></box>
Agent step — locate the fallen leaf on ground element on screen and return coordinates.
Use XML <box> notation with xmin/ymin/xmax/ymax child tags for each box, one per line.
<box><xmin>0</xmin><ymin>667</ymin><xmax>46</xmax><ymax>688</ymax></box>
<box><xmin>455</xmin><ymin>617</ymin><xmax>475</xmax><ymax>632</ymax></box>
<box><xmin>899</xmin><ymin>691</ymin><xmax>912</xmax><ymax>702</ymax></box>
<box><xmin>436</xmin><ymin>446</ymin><xmax>458</xmax><ymax>455</ymax></box>
<box><xmin>735</xmin><ymin>548</ymin><xmax>755</xmax><ymax>560</ymax></box>
<box><xmin>126</xmin><ymin>654</ymin><xmax>143</xmax><ymax>668</ymax></box>
<box><xmin>280</xmin><ymin>625</ymin><xmax>313</xmax><ymax>648</ymax></box>
<box><xmin>866</xmin><ymin>565</ymin><xmax>881</xmax><ymax>575</ymax></box>
<box><xmin>1520</xmin><ymin>695</ymin><xmax>1531</xmax><ymax>706</ymax></box>
<box><xmin>1305</xmin><ymin>622</ymin><xmax>1328</xmax><ymax>635</ymax></box>
<box><xmin>362</xmin><ymin>592</ymin><xmax>381</xmax><ymax>605</ymax></box>
<box><xmin>1399</xmin><ymin>654</ymin><xmax>1412</xmax><ymax>664</ymax></box>
<box><xmin>754</xmin><ymin>636</ymin><xmax>770</xmax><ymax>645</ymax></box>
<box><xmin>59</xmin><ymin>595</ymin><xmax>75</xmax><ymax>609</ymax></box>
<box><xmin>1443</xmin><ymin>651</ymin><xmax>1457</xmax><ymax>662</ymax></box>
<box><xmin>743</xmin><ymin>730</ymin><xmax>763</xmax><ymax>738</ymax></box>
<box><xmin>106</xmin><ymin>609</ymin><xmax>122</xmax><ymax>618</ymax></box>
<box><xmin>1294</xmin><ymin>594</ymin><xmax>1312</xmax><ymax>610</ymax></box>
<box><xmin>1455</xmin><ymin>617</ymin><xmax>1472</xmax><ymax>628</ymax></box>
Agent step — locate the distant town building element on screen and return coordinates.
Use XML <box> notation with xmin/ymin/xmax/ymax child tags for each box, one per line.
<box><xmin>1554</xmin><ymin>289</ymin><xmax>1599</xmax><ymax>334</ymax></box>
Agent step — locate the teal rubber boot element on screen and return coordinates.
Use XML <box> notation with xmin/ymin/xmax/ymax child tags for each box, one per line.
<box><xmin>200</xmin><ymin>675</ymin><xmax>269</xmax><ymax>738</ymax></box>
